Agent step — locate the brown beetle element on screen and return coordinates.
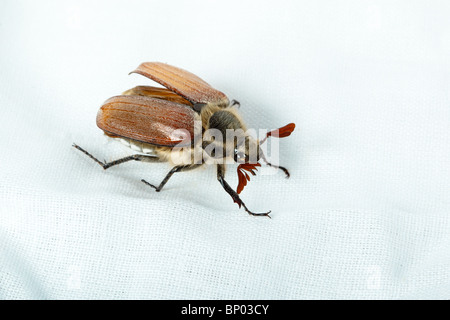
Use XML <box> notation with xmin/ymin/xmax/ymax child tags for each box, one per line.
<box><xmin>73</xmin><ymin>62</ymin><xmax>295</xmax><ymax>217</ymax></box>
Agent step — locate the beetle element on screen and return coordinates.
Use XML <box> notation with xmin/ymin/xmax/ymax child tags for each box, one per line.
<box><xmin>73</xmin><ymin>62</ymin><xmax>295</xmax><ymax>217</ymax></box>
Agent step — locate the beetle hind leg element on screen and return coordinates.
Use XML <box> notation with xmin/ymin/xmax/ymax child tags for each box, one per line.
<box><xmin>73</xmin><ymin>143</ymin><xmax>159</xmax><ymax>170</ymax></box>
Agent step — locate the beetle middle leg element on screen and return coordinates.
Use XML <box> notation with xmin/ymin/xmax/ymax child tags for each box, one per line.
<box><xmin>216</xmin><ymin>164</ymin><xmax>271</xmax><ymax>218</ymax></box>
<box><xmin>141</xmin><ymin>164</ymin><xmax>202</xmax><ymax>192</ymax></box>
<box><xmin>73</xmin><ymin>143</ymin><xmax>159</xmax><ymax>169</ymax></box>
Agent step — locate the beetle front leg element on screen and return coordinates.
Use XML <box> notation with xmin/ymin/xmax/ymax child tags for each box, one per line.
<box><xmin>259</xmin><ymin>152</ymin><xmax>290</xmax><ymax>178</ymax></box>
<box><xmin>230</xmin><ymin>99</ymin><xmax>240</xmax><ymax>108</ymax></box>
<box><xmin>216</xmin><ymin>164</ymin><xmax>271</xmax><ymax>218</ymax></box>
<box><xmin>263</xmin><ymin>162</ymin><xmax>290</xmax><ymax>178</ymax></box>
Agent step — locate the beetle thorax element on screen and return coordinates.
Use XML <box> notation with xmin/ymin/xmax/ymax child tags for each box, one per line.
<box><xmin>199</xmin><ymin>104</ymin><xmax>259</xmax><ymax>164</ymax></box>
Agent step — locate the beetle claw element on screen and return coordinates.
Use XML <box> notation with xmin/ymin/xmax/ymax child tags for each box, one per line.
<box><xmin>141</xmin><ymin>179</ymin><xmax>159</xmax><ymax>192</ymax></box>
<box><xmin>244</xmin><ymin>208</ymin><xmax>272</xmax><ymax>219</ymax></box>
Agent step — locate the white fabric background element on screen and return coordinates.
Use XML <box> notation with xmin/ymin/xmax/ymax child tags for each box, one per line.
<box><xmin>1</xmin><ymin>0</ymin><xmax>450</xmax><ymax>299</ymax></box>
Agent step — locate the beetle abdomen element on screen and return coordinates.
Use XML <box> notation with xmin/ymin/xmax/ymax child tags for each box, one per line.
<box><xmin>117</xmin><ymin>137</ymin><xmax>157</xmax><ymax>155</ymax></box>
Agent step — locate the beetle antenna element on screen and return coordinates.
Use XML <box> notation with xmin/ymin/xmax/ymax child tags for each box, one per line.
<box><xmin>257</xmin><ymin>123</ymin><xmax>295</xmax><ymax>178</ymax></box>
<box><xmin>259</xmin><ymin>123</ymin><xmax>296</xmax><ymax>146</ymax></box>
<box><xmin>259</xmin><ymin>135</ymin><xmax>268</xmax><ymax>145</ymax></box>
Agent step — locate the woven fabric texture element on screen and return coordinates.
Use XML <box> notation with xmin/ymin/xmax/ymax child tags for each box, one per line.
<box><xmin>1</xmin><ymin>0</ymin><xmax>450</xmax><ymax>299</ymax></box>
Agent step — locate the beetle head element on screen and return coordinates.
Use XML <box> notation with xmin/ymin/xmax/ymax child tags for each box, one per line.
<box><xmin>235</xmin><ymin>123</ymin><xmax>296</xmax><ymax>194</ymax></box>
<box><xmin>233</xmin><ymin>135</ymin><xmax>261</xmax><ymax>164</ymax></box>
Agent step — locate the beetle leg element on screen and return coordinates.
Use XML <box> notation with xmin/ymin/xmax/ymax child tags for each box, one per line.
<box><xmin>230</xmin><ymin>99</ymin><xmax>240</xmax><ymax>108</ymax></box>
<box><xmin>265</xmin><ymin>162</ymin><xmax>290</xmax><ymax>178</ymax></box>
<box><xmin>141</xmin><ymin>164</ymin><xmax>202</xmax><ymax>192</ymax></box>
<box><xmin>73</xmin><ymin>143</ymin><xmax>159</xmax><ymax>170</ymax></box>
<box><xmin>259</xmin><ymin>152</ymin><xmax>290</xmax><ymax>178</ymax></box>
<box><xmin>216</xmin><ymin>164</ymin><xmax>271</xmax><ymax>218</ymax></box>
